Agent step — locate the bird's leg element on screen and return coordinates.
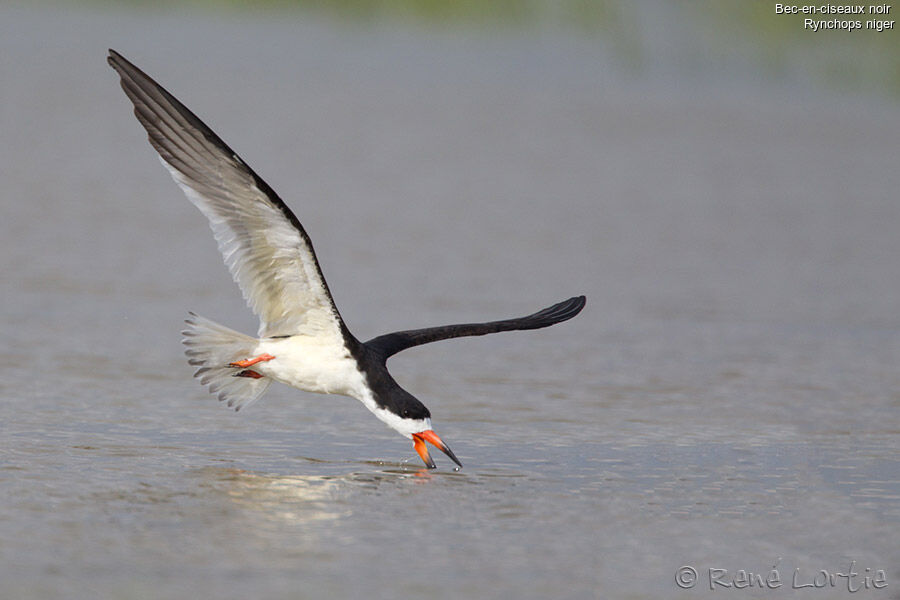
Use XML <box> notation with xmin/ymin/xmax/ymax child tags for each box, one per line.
<box><xmin>228</xmin><ymin>353</ymin><xmax>275</xmax><ymax>368</ymax></box>
<box><xmin>233</xmin><ymin>369</ymin><xmax>265</xmax><ymax>379</ymax></box>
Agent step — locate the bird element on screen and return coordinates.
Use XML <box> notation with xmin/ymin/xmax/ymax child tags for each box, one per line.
<box><xmin>107</xmin><ymin>49</ymin><xmax>586</xmax><ymax>469</ymax></box>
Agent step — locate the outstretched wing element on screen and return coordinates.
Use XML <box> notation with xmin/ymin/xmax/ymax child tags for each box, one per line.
<box><xmin>108</xmin><ymin>49</ymin><xmax>349</xmax><ymax>341</ymax></box>
<box><xmin>365</xmin><ymin>296</ymin><xmax>586</xmax><ymax>359</ymax></box>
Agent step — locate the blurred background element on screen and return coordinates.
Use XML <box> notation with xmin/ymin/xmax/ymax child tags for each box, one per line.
<box><xmin>2</xmin><ymin>2</ymin><xmax>898</xmax><ymax>599</ymax></box>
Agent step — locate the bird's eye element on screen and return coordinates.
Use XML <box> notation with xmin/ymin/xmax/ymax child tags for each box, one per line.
<box><xmin>401</xmin><ymin>409</ymin><xmax>411</xmax><ymax>418</ymax></box>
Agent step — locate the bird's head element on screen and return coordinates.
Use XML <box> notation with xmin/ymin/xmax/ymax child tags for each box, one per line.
<box><xmin>370</xmin><ymin>384</ymin><xmax>462</xmax><ymax>469</ymax></box>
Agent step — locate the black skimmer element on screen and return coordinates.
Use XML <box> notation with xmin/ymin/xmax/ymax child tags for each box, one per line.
<box><xmin>108</xmin><ymin>50</ymin><xmax>586</xmax><ymax>469</ymax></box>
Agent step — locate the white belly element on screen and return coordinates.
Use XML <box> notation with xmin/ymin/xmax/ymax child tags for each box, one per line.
<box><xmin>250</xmin><ymin>336</ymin><xmax>369</xmax><ymax>399</ymax></box>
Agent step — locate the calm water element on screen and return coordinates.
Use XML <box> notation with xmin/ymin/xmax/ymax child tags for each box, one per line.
<box><xmin>2</xmin><ymin>3</ymin><xmax>899</xmax><ymax>599</ymax></box>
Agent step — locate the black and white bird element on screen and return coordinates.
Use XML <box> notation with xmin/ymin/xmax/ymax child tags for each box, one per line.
<box><xmin>108</xmin><ymin>50</ymin><xmax>586</xmax><ymax>469</ymax></box>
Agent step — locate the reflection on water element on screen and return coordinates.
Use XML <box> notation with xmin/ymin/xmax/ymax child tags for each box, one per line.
<box><xmin>203</xmin><ymin>467</ymin><xmax>354</xmax><ymax>526</ymax></box>
<box><xmin>191</xmin><ymin>463</ymin><xmax>454</xmax><ymax>535</ymax></box>
<box><xmin>200</xmin><ymin>463</ymin><xmax>446</xmax><ymax>515</ymax></box>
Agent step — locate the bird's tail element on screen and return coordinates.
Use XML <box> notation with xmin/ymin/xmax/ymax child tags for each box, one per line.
<box><xmin>181</xmin><ymin>312</ymin><xmax>271</xmax><ymax>411</ymax></box>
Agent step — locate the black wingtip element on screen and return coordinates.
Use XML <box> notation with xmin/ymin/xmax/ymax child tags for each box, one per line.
<box><xmin>107</xmin><ymin>48</ymin><xmax>125</xmax><ymax>69</ymax></box>
<box><xmin>569</xmin><ymin>295</ymin><xmax>587</xmax><ymax>310</ymax></box>
<box><xmin>529</xmin><ymin>295</ymin><xmax>586</xmax><ymax>327</ymax></box>
<box><xmin>569</xmin><ymin>295</ymin><xmax>587</xmax><ymax>317</ymax></box>
<box><xmin>365</xmin><ymin>294</ymin><xmax>587</xmax><ymax>358</ymax></box>
<box><xmin>558</xmin><ymin>295</ymin><xmax>584</xmax><ymax>320</ymax></box>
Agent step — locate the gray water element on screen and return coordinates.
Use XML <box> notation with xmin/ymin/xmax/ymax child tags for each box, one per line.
<box><xmin>2</xmin><ymin>3</ymin><xmax>899</xmax><ymax>599</ymax></box>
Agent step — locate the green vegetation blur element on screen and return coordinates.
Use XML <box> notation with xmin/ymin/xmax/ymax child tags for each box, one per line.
<box><xmin>94</xmin><ymin>0</ymin><xmax>900</xmax><ymax>99</ymax></box>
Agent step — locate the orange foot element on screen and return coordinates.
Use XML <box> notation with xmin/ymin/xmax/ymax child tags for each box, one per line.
<box><xmin>228</xmin><ymin>353</ymin><xmax>275</xmax><ymax>368</ymax></box>
<box><xmin>233</xmin><ymin>369</ymin><xmax>264</xmax><ymax>379</ymax></box>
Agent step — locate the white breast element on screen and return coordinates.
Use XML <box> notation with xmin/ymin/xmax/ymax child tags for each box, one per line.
<box><xmin>249</xmin><ymin>336</ymin><xmax>423</xmax><ymax>438</ymax></box>
<box><xmin>252</xmin><ymin>336</ymin><xmax>370</xmax><ymax>399</ymax></box>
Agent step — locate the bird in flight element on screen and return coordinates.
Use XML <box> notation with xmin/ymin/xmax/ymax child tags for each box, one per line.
<box><xmin>108</xmin><ymin>50</ymin><xmax>585</xmax><ymax>469</ymax></box>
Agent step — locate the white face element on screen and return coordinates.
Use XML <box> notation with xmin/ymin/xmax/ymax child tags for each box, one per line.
<box><xmin>371</xmin><ymin>407</ymin><xmax>432</xmax><ymax>439</ymax></box>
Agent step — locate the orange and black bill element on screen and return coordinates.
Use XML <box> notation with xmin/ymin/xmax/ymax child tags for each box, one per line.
<box><xmin>412</xmin><ymin>430</ymin><xmax>462</xmax><ymax>469</ymax></box>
